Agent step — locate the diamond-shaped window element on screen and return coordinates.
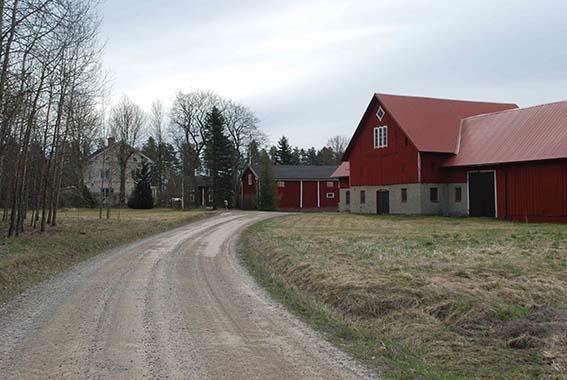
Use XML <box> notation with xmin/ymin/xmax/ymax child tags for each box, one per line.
<box><xmin>376</xmin><ymin>106</ymin><xmax>385</xmax><ymax>121</ymax></box>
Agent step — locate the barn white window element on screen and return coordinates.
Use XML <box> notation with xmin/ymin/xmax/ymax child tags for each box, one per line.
<box><xmin>277</xmin><ymin>181</ymin><xmax>285</xmax><ymax>188</ymax></box>
<box><xmin>373</xmin><ymin>126</ymin><xmax>388</xmax><ymax>149</ymax></box>
<box><xmin>326</xmin><ymin>192</ymin><xmax>335</xmax><ymax>199</ymax></box>
<box><xmin>326</xmin><ymin>181</ymin><xmax>334</xmax><ymax>188</ymax></box>
<box><xmin>247</xmin><ymin>174</ymin><xmax>253</xmax><ymax>186</ymax></box>
<box><xmin>376</xmin><ymin>106</ymin><xmax>385</xmax><ymax>121</ymax></box>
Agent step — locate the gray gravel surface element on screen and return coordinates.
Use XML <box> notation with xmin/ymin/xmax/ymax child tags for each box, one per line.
<box><xmin>0</xmin><ymin>212</ymin><xmax>376</xmax><ymax>379</ymax></box>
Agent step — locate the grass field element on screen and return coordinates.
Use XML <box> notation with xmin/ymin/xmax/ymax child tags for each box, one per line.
<box><xmin>240</xmin><ymin>213</ymin><xmax>567</xmax><ymax>379</ymax></box>
<box><xmin>0</xmin><ymin>208</ymin><xmax>212</xmax><ymax>305</ymax></box>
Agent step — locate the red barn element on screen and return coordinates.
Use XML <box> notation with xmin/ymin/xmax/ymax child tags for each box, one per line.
<box><xmin>241</xmin><ymin>165</ymin><xmax>339</xmax><ymax>211</ymax></box>
<box><xmin>341</xmin><ymin>93</ymin><xmax>567</xmax><ymax>223</ymax></box>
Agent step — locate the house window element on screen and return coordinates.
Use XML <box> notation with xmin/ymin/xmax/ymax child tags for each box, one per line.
<box><xmin>376</xmin><ymin>106</ymin><xmax>385</xmax><ymax>121</ymax></box>
<box><xmin>277</xmin><ymin>181</ymin><xmax>285</xmax><ymax>188</ymax></box>
<box><xmin>455</xmin><ymin>187</ymin><xmax>462</xmax><ymax>203</ymax></box>
<box><xmin>373</xmin><ymin>126</ymin><xmax>388</xmax><ymax>149</ymax></box>
<box><xmin>360</xmin><ymin>190</ymin><xmax>366</xmax><ymax>204</ymax></box>
<box><xmin>326</xmin><ymin>181</ymin><xmax>334</xmax><ymax>188</ymax></box>
<box><xmin>248</xmin><ymin>174</ymin><xmax>253</xmax><ymax>186</ymax></box>
<box><xmin>346</xmin><ymin>190</ymin><xmax>350</xmax><ymax>205</ymax></box>
<box><xmin>401</xmin><ymin>188</ymin><xmax>408</xmax><ymax>203</ymax></box>
<box><xmin>430</xmin><ymin>187</ymin><xmax>439</xmax><ymax>203</ymax></box>
<box><xmin>326</xmin><ymin>192</ymin><xmax>335</xmax><ymax>199</ymax></box>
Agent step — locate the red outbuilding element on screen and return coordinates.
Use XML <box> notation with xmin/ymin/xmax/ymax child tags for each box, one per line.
<box><xmin>241</xmin><ymin>165</ymin><xmax>340</xmax><ymax>211</ymax></box>
<box><xmin>340</xmin><ymin>93</ymin><xmax>567</xmax><ymax>222</ymax></box>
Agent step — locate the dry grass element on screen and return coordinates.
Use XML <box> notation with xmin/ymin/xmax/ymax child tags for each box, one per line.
<box><xmin>240</xmin><ymin>213</ymin><xmax>567</xmax><ymax>379</ymax></box>
<box><xmin>0</xmin><ymin>208</ymin><xmax>212</xmax><ymax>304</ymax></box>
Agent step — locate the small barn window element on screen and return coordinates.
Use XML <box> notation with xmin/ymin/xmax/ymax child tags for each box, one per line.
<box><xmin>346</xmin><ymin>190</ymin><xmax>350</xmax><ymax>205</ymax></box>
<box><xmin>374</xmin><ymin>126</ymin><xmax>388</xmax><ymax>149</ymax></box>
<box><xmin>455</xmin><ymin>187</ymin><xmax>462</xmax><ymax>203</ymax></box>
<box><xmin>376</xmin><ymin>106</ymin><xmax>385</xmax><ymax>121</ymax></box>
<box><xmin>401</xmin><ymin>188</ymin><xmax>408</xmax><ymax>203</ymax></box>
<box><xmin>326</xmin><ymin>181</ymin><xmax>334</xmax><ymax>188</ymax></box>
<box><xmin>208</xmin><ymin>192</ymin><xmax>213</xmax><ymax>202</ymax></box>
<box><xmin>277</xmin><ymin>181</ymin><xmax>285</xmax><ymax>188</ymax></box>
<box><xmin>430</xmin><ymin>187</ymin><xmax>439</xmax><ymax>203</ymax></box>
<box><xmin>190</xmin><ymin>192</ymin><xmax>195</xmax><ymax>202</ymax></box>
<box><xmin>326</xmin><ymin>192</ymin><xmax>335</xmax><ymax>199</ymax></box>
<box><xmin>360</xmin><ymin>190</ymin><xmax>366</xmax><ymax>204</ymax></box>
<box><xmin>247</xmin><ymin>174</ymin><xmax>253</xmax><ymax>186</ymax></box>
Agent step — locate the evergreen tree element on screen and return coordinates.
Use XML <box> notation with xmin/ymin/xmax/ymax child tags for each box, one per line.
<box><xmin>290</xmin><ymin>147</ymin><xmax>301</xmax><ymax>165</ymax></box>
<box><xmin>305</xmin><ymin>147</ymin><xmax>318</xmax><ymax>165</ymax></box>
<box><xmin>204</xmin><ymin>106</ymin><xmax>234</xmax><ymax>210</ymax></box>
<box><xmin>257</xmin><ymin>150</ymin><xmax>276</xmax><ymax>210</ymax></box>
<box><xmin>247</xmin><ymin>139</ymin><xmax>260</xmax><ymax>166</ymax></box>
<box><xmin>128</xmin><ymin>161</ymin><xmax>154</xmax><ymax>209</ymax></box>
<box><xmin>275</xmin><ymin>136</ymin><xmax>293</xmax><ymax>165</ymax></box>
<box><xmin>317</xmin><ymin>147</ymin><xmax>336</xmax><ymax>165</ymax></box>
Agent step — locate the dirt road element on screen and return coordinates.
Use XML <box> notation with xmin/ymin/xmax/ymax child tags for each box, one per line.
<box><xmin>0</xmin><ymin>212</ymin><xmax>374</xmax><ymax>379</ymax></box>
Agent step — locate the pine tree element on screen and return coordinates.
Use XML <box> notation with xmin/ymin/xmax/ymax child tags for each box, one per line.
<box><xmin>204</xmin><ymin>107</ymin><xmax>234</xmax><ymax>210</ymax></box>
<box><xmin>128</xmin><ymin>161</ymin><xmax>154</xmax><ymax>209</ymax></box>
<box><xmin>275</xmin><ymin>136</ymin><xmax>293</xmax><ymax>165</ymax></box>
<box><xmin>257</xmin><ymin>150</ymin><xmax>276</xmax><ymax>210</ymax></box>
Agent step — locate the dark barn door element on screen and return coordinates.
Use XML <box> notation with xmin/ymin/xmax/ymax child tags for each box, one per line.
<box><xmin>468</xmin><ymin>172</ymin><xmax>496</xmax><ymax>217</ymax></box>
<box><xmin>377</xmin><ymin>191</ymin><xmax>390</xmax><ymax>215</ymax></box>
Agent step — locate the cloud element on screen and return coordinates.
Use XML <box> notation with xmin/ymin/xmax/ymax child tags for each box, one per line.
<box><xmin>100</xmin><ymin>0</ymin><xmax>567</xmax><ymax>147</ymax></box>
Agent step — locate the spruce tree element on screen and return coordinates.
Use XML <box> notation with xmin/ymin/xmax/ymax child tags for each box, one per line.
<box><xmin>275</xmin><ymin>136</ymin><xmax>293</xmax><ymax>165</ymax></box>
<box><xmin>128</xmin><ymin>161</ymin><xmax>154</xmax><ymax>209</ymax></box>
<box><xmin>204</xmin><ymin>106</ymin><xmax>234</xmax><ymax>210</ymax></box>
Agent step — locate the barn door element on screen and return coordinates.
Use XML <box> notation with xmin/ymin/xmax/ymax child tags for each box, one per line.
<box><xmin>377</xmin><ymin>191</ymin><xmax>390</xmax><ymax>215</ymax></box>
<box><xmin>468</xmin><ymin>172</ymin><xmax>496</xmax><ymax>217</ymax></box>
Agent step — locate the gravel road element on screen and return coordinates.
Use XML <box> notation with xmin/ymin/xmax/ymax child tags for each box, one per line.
<box><xmin>0</xmin><ymin>212</ymin><xmax>375</xmax><ymax>380</ymax></box>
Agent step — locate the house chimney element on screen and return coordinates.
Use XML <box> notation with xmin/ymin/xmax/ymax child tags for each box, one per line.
<box><xmin>108</xmin><ymin>137</ymin><xmax>115</xmax><ymax>147</ymax></box>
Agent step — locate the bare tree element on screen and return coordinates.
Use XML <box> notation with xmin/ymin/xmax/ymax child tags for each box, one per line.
<box><xmin>109</xmin><ymin>96</ymin><xmax>145</xmax><ymax>206</ymax></box>
<box><xmin>222</xmin><ymin>99</ymin><xmax>264</xmax><ymax>207</ymax></box>
<box><xmin>327</xmin><ymin>135</ymin><xmax>349</xmax><ymax>161</ymax></box>
<box><xmin>169</xmin><ymin>90</ymin><xmax>219</xmax><ymax>208</ymax></box>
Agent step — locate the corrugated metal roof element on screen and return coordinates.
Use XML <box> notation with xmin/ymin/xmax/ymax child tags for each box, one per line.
<box><xmin>272</xmin><ymin>165</ymin><xmax>339</xmax><ymax>180</ymax></box>
<box><xmin>377</xmin><ymin>94</ymin><xmax>518</xmax><ymax>153</ymax></box>
<box><xmin>331</xmin><ymin>162</ymin><xmax>349</xmax><ymax>178</ymax></box>
<box><xmin>444</xmin><ymin>101</ymin><xmax>567</xmax><ymax>167</ymax></box>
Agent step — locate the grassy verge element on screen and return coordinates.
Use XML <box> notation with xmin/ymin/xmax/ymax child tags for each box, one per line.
<box><xmin>240</xmin><ymin>213</ymin><xmax>567</xmax><ymax>379</ymax></box>
<box><xmin>0</xmin><ymin>208</ymin><xmax>213</xmax><ymax>304</ymax></box>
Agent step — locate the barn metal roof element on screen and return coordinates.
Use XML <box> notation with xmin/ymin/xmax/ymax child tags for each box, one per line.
<box><xmin>444</xmin><ymin>101</ymin><xmax>567</xmax><ymax>167</ymax></box>
<box><xmin>343</xmin><ymin>94</ymin><xmax>518</xmax><ymax>159</ymax></box>
<box><xmin>377</xmin><ymin>94</ymin><xmax>518</xmax><ymax>153</ymax></box>
<box><xmin>272</xmin><ymin>165</ymin><xmax>339</xmax><ymax>180</ymax></box>
<box><xmin>331</xmin><ymin>161</ymin><xmax>349</xmax><ymax>178</ymax></box>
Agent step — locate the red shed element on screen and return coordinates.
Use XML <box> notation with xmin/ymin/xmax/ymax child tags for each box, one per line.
<box><xmin>240</xmin><ymin>165</ymin><xmax>340</xmax><ymax>211</ymax></box>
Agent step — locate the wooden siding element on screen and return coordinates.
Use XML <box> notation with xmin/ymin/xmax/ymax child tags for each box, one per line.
<box><xmin>497</xmin><ymin>160</ymin><xmax>567</xmax><ymax>223</ymax></box>
<box><xmin>349</xmin><ymin>98</ymin><xmax>419</xmax><ymax>186</ymax></box>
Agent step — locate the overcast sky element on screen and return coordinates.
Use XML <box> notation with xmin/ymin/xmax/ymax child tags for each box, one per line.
<box><xmin>100</xmin><ymin>0</ymin><xmax>567</xmax><ymax>148</ymax></box>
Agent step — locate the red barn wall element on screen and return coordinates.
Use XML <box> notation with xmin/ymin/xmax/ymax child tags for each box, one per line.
<box><xmin>241</xmin><ymin>167</ymin><xmax>258</xmax><ymax>210</ymax></box>
<box><xmin>320</xmin><ymin>180</ymin><xmax>339</xmax><ymax>208</ymax></box>
<box><xmin>302</xmin><ymin>181</ymin><xmax>318</xmax><ymax>209</ymax></box>
<box><xmin>276</xmin><ymin>181</ymin><xmax>300</xmax><ymax>209</ymax></box>
<box><xmin>349</xmin><ymin>98</ymin><xmax>419</xmax><ymax>186</ymax></box>
<box><xmin>339</xmin><ymin>177</ymin><xmax>350</xmax><ymax>189</ymax></box>
<box><xmin>422</xmin><ymin>153</ymin><xmax>467</xmax><ymax>183</ymax></box>
<box><xmin>497</xmin><ymin>160</ymin><xmax>567</xmax><ymax>223</ymax></box>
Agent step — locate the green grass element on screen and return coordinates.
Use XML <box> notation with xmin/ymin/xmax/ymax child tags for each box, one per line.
<box><xmin>0</xmin><ymin>208</ymin><xmax>213</xmax><ymax>304</ymax></box>
<box><xmin>240</xmin><ymin>213</ymin><xmax>567</xmax><ymax>379</ymax></box>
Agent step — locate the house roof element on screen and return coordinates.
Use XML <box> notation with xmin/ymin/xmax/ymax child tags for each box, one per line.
<box><xmin>331</xmin><ymin>161</ymin><xmax>349</xmax><ymax>178</ymax></box>
<box><xmin>444</xmin><ymin>101</ymin><xmax>567</xmax><ymax>167</ymax></box>
<box><xmin>343</xmin><ymin>94</ymin><xmax>518</xmax><ymax>159</ymax></box>
<box><xmin>272</xmin><ymin>165</ymin><xmax>339</xmax><ymax>180</ymax></box>
<box><xmin>89</xmin><ymin>143</ymin><xmax>154</xmax><ymax>163</ymax></box>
